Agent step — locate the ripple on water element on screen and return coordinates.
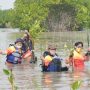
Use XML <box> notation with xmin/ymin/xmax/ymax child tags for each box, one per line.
<box><xmin>0</xmin><ymin>31</ymin><xmax>90</xmax><ymax>90</ymax></box>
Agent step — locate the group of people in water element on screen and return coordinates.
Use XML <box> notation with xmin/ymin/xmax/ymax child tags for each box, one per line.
<box><xmin>41</xmin><ymin>41</ymin><xmax>90</xmax><ymax>72</ymax></box>
<box><xmin>0</xmin><ymin>31</ymin><xmax>36</xmax><ymax>69</ymax></box>
<box><xmin>0</xmin><ymin>31</ymin><xmax>90</xmax><ymax>72</ymax></box>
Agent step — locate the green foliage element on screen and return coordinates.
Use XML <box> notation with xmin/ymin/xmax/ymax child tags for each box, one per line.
<box><xmin>65</xmin><ymin>0</ymin><xmax>90</xmax><ymax>29</ymax></box>
<box><xmin>3</xmin><ymin>69</ymin><xmax>18</xmax><ymax>90</ymax></box>
<box><xmin>0</xmin><ymin>9</ymin><xmax>14</xmax><ymax>28</ymax></box>
<box><xmin>71</xmin><ymin>80</ymin><xmax>82</xmax><ymax>90</ymax></box>
<box><xmin>13</xmin><ymin>0</ymin><xmax>49</xmax><ymax>38</ymax></box>
<box><xmin>1</xmin><ymin>0</ymin><xmax>90</xmax><ymax>37</ymax></box>
<box><xmin>30</xmin><ymin>20</ymin><xmax>46</xmax><ymax>38</ymax></box>
<box><xmin>3</xmin><ymin>69</ymin><xmax>10</xmax><ymax>75</ymax></box>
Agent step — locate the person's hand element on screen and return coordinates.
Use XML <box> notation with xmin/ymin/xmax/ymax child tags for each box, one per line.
<box><xmin>40</xmin><ymin>56</ymin><xmax>45</xmax><ymax>61</ymax></box>
<box><xmin>65</xmin><ymin>59</ymin><xmax>69</xmax><ymax>64</ymax></box>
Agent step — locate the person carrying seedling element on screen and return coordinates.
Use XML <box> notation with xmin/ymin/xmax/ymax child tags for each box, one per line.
<box><xmin>22</xmin><ymin>32</ymin><xmax>37</xmax><ymax>63</ymax></box>
<box><xmin>66</xmin><ymin>41</ymin><xmax>90</xmax><ymax>71</ymax></box>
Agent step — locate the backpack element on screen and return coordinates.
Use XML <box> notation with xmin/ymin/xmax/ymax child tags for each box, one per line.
<box><xmin>47</xmin><ymin>58</ymin><xmax>62</xmax><ymax>72</ymax></box>
<box><xmin>6</xmin><ymin>45</ymin><xmax>22</xmax><ymax>64</ymax></box>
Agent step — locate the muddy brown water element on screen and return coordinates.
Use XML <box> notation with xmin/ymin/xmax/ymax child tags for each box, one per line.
<box><xmin>0</xmin><ymin>29</ymin><xmax>90</xmax><ymax>90</ymax></box>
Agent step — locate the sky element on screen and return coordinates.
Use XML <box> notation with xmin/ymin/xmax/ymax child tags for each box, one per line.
<box><xmin>0</xmin><ymin>0</ymin><xmax>15</xmax><ymax>10</ymax></box>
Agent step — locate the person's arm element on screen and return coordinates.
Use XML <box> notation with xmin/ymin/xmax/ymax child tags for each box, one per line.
<box><xmin>40</xmin><ymin>51</ymin><xmax>49</xmax><ymax>61</ymax></box>
<box><xmin>84</xmin><ymin>53</ymin><xmax>90</xmax><ymax>61</ymax></box>
<box><xmin>40</xmin><ymin>55</ymin><xmax>45</xmax><ymax>61</ymax></box>
<box><xmin>29</xmin><ymin>40</ymin><xmax>33</xmax><ymax>50</ymax></box>
<box><xmin>0</xmin><ymin>46</ymin><xmax>15</xmax><ymax>55</ymax></box>
<box><xmin>84</xmin><ymin>49</ymin><xmax>90</xmax><ymax>61</ymax></box>
<box><xmin>65</xmin><ymin>51</ymin><xmax>74</xmax><ymax>65</ymax></box>
<box><xmin>0</xmin><ymin>49</ymin><xmax>10</xmax><ymax>55</ymax></box>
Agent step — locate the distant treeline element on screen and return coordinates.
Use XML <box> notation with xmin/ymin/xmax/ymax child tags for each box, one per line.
<box><xmin>0</xmin><ymin>0</ymin><xmax>90</xmax><ymax>37</ymax></box>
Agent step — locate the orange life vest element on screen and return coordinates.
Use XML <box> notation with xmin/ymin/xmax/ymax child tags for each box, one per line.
<box><xmin>5</xmin><ymin>46</ymin><xmax>16</xmax><ymax>55</ymax></box>
<box><xmin>71</xmin><ymin>50</ymin><xmax>85</xmax><ymax>70</ymax></box>
<box><xmin>44</xmin><ymin>55</ymin><xmax>52</xmax><ymax>66</ymax></box>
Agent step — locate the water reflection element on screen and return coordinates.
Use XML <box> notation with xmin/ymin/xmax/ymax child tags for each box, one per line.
<box><xmin>0</xmin><ymin>30</ymin><xmax>90</xmax><ymax>90</ymax></box>
<box><xmin>41</xmin><ymin>72</ymin><xmax>71</xmax><ymax>90</ymax></box>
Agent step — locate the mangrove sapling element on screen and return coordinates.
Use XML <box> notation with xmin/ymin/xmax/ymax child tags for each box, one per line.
<box><xmin>71</xmin><ymin>80</ymin><xmax>82</xmax><ymax>90</ymax></box>
<box><xmin>64</xmin><ymin>43</ymin><xmax>74</xmax><ymax>71</ymax></box>
<box><xmin>3</xmin><ymin>69</ymin><xmax>18</xmax><ymax>90</ymax></box>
